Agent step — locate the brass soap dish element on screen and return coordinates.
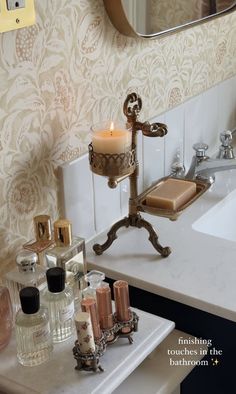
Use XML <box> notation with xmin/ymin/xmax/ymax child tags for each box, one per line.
<box><xmin>136</xmin><ymin>177</ymin><xmax>211</xmax><ymax>221</ymax></box>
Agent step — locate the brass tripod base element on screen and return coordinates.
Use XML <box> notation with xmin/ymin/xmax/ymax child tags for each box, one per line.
<box><xmin>93</xmin><ymin>214</ymin><xmax>171</xmax><ymax>257</ymax></box>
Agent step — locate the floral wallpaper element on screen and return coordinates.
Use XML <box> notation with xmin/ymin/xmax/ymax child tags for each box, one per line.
<box><xmin>0</xmin><ymin>0</ymin><xmax>236</xmax><ymax>276</ymax></box>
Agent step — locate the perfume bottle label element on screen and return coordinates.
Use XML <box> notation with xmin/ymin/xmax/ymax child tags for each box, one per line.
<box><xmin>59</xmin><ymin>302</ymin><xmax>74</xmax><ymax>323</ymax></box>
<box><xmin>32</xmin><ymin>322</ymin><xmax>51</xmax><ymax>345</ymax></box>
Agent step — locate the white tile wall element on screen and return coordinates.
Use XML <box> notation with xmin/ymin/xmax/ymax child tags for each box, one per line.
<box><xmin>58</xmin><ymin>154</ymin><xmax>96</xmax><ymax>241</ymax></box>
<box><xmin>93</xmin><ymin>174</ymin><xmax>121</xmax><ymax>233</ymax></box>
<box><xmin>184</xmin><ymin>93</ymin><xmax>205</xmax><ymax>169</ymax></box>
<box><xmin>164</xmin><ymin>105</ymin><xmax>184</xmax><ymax>176</ymax></box>
<box><xmin>201</xmin><ymin>85</ymin><xmax>219</xmax><ymax>156</ymax></box>
<box><xmin>218</xmin><ymin>77</ymin><xmax>236</xmax><ymax>133</ymax></box>
<box><xmin>143</xmin><ymin>114</ymin><xmax>165</xmax><ymax>190</ymax></box>
<box><xmin>59</xmin><ymin>76</ymin><xmax>236</xmax><ymax>241</ymax></box>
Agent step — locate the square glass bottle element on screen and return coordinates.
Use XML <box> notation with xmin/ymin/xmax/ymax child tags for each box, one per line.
<box><xmin>45</xmin><ymin>219</ymin><xmax>87</xmax><ymax>305</ymax></box>
<box><xmin>4</xmin><ymin>249</ymin><xmax>47</xmax><ymax>317</ymax></box>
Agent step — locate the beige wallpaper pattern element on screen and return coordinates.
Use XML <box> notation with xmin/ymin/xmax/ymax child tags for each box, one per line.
<box><xmin>0</xmin><ymin>0</ymin><xmax>236</xmax><ymax>275</ymax></box>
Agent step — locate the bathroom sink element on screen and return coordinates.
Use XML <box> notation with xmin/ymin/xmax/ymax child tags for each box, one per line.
<box><xmin>192</xmin><ymin>188</ymin><xmax>236</xmax><ymax>242</ymax></box>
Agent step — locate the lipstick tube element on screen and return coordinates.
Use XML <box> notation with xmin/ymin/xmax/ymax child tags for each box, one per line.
<box><xmin>113</xmin><ymin>280</ymin><xmax>131</xmax><ymax>322</ymax></box>
<box><xmin>81</xmin><ymin>298</ymin><xmax>102</xmax><ymax>341</ymax></box>
<box><xmin>96</xmin><ymin>286</ymin><xmax>113</xmax><ymax>330</ymax></box>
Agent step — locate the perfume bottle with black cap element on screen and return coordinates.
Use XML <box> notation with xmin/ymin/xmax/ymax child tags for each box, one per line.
<box><xmin>15</xmin><ymin>287</ymin><xmax>53</xmax><ymax>366</ymax></box>
<box><xmin>45</xmin><ymin>219</ymin><xmax>86</xmax><ymax>305</ymax></box>
<box><xmin>42</xmin><ymin>267</ymin><xmax>74</xmax><ymax>343</ymax></box>
<box><xmin>4</xmin><ymin>249</ymin><xmax>46</xmax><ymax>317</ymax></box>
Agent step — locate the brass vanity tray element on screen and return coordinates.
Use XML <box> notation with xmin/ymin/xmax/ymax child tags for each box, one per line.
<box><xmin>136</xmin><ymin>177</ymin><xmax>211</xmax><ymax>221</ymax></box>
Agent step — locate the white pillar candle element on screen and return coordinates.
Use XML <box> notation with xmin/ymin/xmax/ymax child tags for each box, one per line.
<box><xmin>74</xmin><ymin>311</ymin><xmax>96</xmax><ymax>354</ymax></box>
<box><xmin>91</xmin><ymin>121</ymin><xmax>132</xmax><ymax>154</ymax></box>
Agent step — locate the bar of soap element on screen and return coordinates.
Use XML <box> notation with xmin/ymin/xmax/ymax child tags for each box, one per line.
<box><xmin>146</xmin><ymin>178</ymin><xmax>197</xmax><ymax>210</ymax></box>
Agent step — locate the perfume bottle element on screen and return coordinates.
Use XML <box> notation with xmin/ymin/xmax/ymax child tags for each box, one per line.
<box><xmin>0</xmin><ymin>285</ymin><xmax>13</xmax><ymax>351</ymax></box>
<box><xmin>24</xmin><ymin>215</ymin><xmax>54</xmax><ymax>266</ymax></box>
<box><xmin>42</xmin><ymin>267</ymin><xmax>75</xmax><ymax>343</ymax></box>
<box><xmin>82</xmin><ymin>270</ymin><xmax>109</xmax><ymax>301</ymax></box>
<box><xmin>15</xmin><ymin>287</ymin><xmax>53</xmax><ymax>367</ymax></box>
<box><xmin>4</xmin><ymin>249</ymin><xmax>47</xmax><ymax>317</ymax></box>
<box><xmin>45</xmin><ymin>219</ymin><xmax>86</xmax><ymax>304</ymax></box>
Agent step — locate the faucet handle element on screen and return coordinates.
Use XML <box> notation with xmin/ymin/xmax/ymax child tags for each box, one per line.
<box><xmin>193</xmin><ymin>143</ymin><xmax>208</xmax><ymax>158</ymax></box>
<box><xmin>218</xmin><ymin>130</ymin><xmax>234</xmax><ymax>159</ymax></box>
<box><xmin>220</xmin><ymin>130</ymin><xmax>232</xmax><ymax>146</ymax></box>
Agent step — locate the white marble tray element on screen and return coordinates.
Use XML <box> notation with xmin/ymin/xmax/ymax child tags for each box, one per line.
<box><xmin>0</xmin><ymin>308</ymin><xmax>174</xmax><ymax>394</ymax></box>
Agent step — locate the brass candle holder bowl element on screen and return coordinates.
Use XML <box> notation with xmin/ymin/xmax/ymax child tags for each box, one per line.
<box><xmin>88</xmin><ymin>144</ymin><xmax>136</xmax><ymax>188</ymax></box>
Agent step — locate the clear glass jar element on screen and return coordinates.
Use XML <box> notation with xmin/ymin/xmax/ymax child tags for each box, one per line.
<box><xmin>82</xmin><ymin>270</ymin><xmax>109</xmax><ymax>301</ymax></box>
<box><xmin>15</xmin><ymin>287</ymin><xmax>53</xmax><ymax>366</ymax></box>
<box><xmin>42</xmin><ymin>267</ymin><xmax>75</xmax><ymax>343</ymax></box>
<box><xmin>0</xmin><ymin>285</ymin><xmax>13</xmax><ymax>351</ymax></box>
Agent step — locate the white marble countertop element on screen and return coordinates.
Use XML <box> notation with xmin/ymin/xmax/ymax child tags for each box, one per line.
<box><xmin>0</xmin><ymin>308</ymin><xmax>174</xmax><ymax>394</ymax></box>
<box><xmin>87</xmin><ymin>171</ymin><xmax>236</xmax><ymax>323</ymax></box>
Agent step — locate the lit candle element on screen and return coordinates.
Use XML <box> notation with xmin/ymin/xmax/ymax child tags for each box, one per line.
<box><xmin>91</xmin><ymin>121</ymin><xmax>131</xmax><ymax>154</ymax></box>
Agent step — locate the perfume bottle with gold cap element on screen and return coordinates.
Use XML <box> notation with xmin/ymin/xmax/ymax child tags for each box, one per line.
<box><xmin>45</xmin><ymin>219</ymin><xmax>86</xmax><ymax>305</ymax></box>
<box><xmin>23</xmin><ymin>215</ymin><xmax>54</xmax><ymax>266</ymax></box>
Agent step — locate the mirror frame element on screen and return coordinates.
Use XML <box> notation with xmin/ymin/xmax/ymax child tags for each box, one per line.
<box><xmin>103</xmin><ymin>0</ymin><xmax>236</xmax><ymax>38</ymax></box>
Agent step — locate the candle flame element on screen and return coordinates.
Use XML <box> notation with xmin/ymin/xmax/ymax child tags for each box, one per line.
<box><xmin>110</xmin><ymin>121</ymin><xmax>114</xmax><ymax>136</ymax></box>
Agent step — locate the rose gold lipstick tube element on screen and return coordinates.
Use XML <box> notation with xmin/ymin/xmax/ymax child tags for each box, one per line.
<box><xmin>81</xmin><ymin>298</ymin><xmax>101</xmax><ymax>341</ymax></box>
<box><xmin>113</xmin><ymin>280</ymin><xmax>131</xmax><ymax>322</ymax></box>
<box><xmin>96</xmin><ymin>286</ymin><xmax>113</xmax><ymax>330</ymax></box>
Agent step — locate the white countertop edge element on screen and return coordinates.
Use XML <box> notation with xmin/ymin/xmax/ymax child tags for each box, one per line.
<box><xmin>94</xmin><ymin>318</ymin><xmax>175</xmax><ymax>394</ymax></box>
<box><xmin>87</xmin><ymin>261</ymin><xmax>236</xmax><ymax>323</ymax></box>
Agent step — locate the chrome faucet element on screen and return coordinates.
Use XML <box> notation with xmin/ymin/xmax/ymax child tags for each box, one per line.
<box><xmin>186</xmin><ymin>130</ymin><xmax>236</xmax><ymax>184</ymax></box>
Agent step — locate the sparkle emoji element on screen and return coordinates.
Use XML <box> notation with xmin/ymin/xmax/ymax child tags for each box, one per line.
<box><xmin>211</xmin><ymin>358</ymin><xmax>220</xmax><ymax>366</ymax></box>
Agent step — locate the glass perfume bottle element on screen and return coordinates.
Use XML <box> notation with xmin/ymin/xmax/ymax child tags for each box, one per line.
<box><xmin>15</xmin><ymin>287</ymin><xmax>53</xmax><ymax>367</ymax></box>
<box><xmin>82</xmin><ymin>270</ymin><xmax>109</xmax><ymax>300</ymax></box>
<box><xmin>0</xmin><ymin>285</ymin><xmax>13</xmax><ymax>351</ymax></box>
<box><xmin>24</xmin><ymin>214</ymin><xmax>54</xmax><ymax>266</ymax></box>
<box><xmin>45</xmin><ymin>219</ymin><xmax>86</xmax><ymax>304</ymax></box>
<box><xmin>42</xmin><ymin>267</ymin><xmax>75</xmax><ymax>343</ymax></box>
<box><xmin>4</xmin><ymin>249</ymin><xmax>47</xmax><ymax>317</ymax></box>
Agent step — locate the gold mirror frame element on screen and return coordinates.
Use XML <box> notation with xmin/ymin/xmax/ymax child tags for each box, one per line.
<box><xmin>103</xmin><ymin>0</ymin><xmax>236</xmax><ymax>38</ymax></box>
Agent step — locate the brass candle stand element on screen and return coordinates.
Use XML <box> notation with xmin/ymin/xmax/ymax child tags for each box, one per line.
<box><xmin>89</xmin><ymin>92</ymin><xmax>171</xmax><ymax>257</ymax></box>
